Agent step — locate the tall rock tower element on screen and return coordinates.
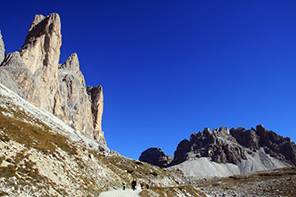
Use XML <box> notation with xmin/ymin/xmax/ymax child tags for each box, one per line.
<box><xmin>0</xmin><ymin>31</ymin><xmax>5</xmax><ymax>64</ymax></box>
<box><xmin>19</xmin><ymin>14</ymin><xmax>61</xmax><ymax>111</ymax></box>
<box><xmin>0</xmin><ymin>13</ymin><xmax>106</xmax><ymax>148</ymax></box>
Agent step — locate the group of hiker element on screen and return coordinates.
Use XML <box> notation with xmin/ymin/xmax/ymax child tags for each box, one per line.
<box><xmin>122</xmin><ymin>180</ymin><xmax>149</xmax><ymax>191</ymax></box>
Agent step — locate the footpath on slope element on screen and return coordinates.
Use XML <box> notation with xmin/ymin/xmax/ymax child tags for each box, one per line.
<box><xmin>99</xmin><ymin>185</ymin><xmax>142</xmax><ymax>197</ymax></box>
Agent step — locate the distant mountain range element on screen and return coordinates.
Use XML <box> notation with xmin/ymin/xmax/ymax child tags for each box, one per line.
<box><xmin>140</xmin><ymin>126</ymin><xmax>296</xmax><ymax>179</ymax></box>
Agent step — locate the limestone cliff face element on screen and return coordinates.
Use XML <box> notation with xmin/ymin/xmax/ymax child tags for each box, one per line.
<box><xmin>0</xmin><ymin>31</ymin><xmax>5</xmax><ymax>64</ymax></box>
<box><xmin>87</xmin><ymin>85</ymin><xmax>104</xmax><ymax>145</ymax></box>
<box><xmin>0</xmin><ymin>13</ymin><xmax>106</xmax><ymax>148</ymax></box>
<box><xmin>55</xmin><ymin>53</ymin><xmax>94</xmax><ymax>140</ymax></box>
<box><xmin>0</xmin><ymin>52</ymin><xmax>36</xmax><ymax>103</ymax></box>
<box><xmin>19</xmin><ymin>13</ymin><xmax>61</xmax><ymax>111</ymax></box>
<box><xmin>19</xmin><ymin>14</ymin><xmax>61</xmax><ymax>75</ymax></box>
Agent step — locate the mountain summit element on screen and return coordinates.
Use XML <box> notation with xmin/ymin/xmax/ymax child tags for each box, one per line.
<box><xmin>0</xmin><ymin>13</ymin><xmax>106</xmax><ymax>148</ymax></box>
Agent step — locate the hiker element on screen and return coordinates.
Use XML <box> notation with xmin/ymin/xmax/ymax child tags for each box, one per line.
<box><xmin>140</xmin><ymin>182</ymin><xmax>144</xmax><ymax>189</ymax></box>
<box><xmin>146</xmin><ymin>184</ymin><xmax>149</xmax><ymax>189</ymax></box>
<box><xmin>131</xmin><ymin>180</ymin><xmax>137</xmax><ymax>190</ymax></box>
<box><xmin>122</xmin><ymin>181</ymin><xmax>126</xmax><ymax>190</ymax></box>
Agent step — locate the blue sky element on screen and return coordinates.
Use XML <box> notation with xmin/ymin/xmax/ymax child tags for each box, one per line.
<box><xmin>1</xmin><ymin>1</ymin><xmax>296</xmax><ymax>160</ymax></box>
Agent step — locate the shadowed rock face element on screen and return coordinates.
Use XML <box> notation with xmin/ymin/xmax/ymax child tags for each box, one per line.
<box><xmin>170</xmin><ymin>127</ymin><xmax>247</xmax><ymax>166</ymax></box>
<box><xmin>139</xmin><ymin>147</ymin><xmax>173</xmax><ymax>168</ymax></box>
<box><xmin>230</xmin><ymin>127</ymin><xmax>259</xmax><ymax>151</ymax></box>
<box><xmin>230</xmin><ymin>125</ymin><xmax>296</xmax><ymax>165</ymax></box>
<box><xmin>87</xmin><ymin>85</ymin><xmax>105</xmax><ymax>146</ymax></box>
<box><xmin>0</xmin><ymin>13</ymin><xmax>106</xmax><ymax>149</ymax></box>
<box><xmin>171</xmin><ymin>125</ymin><xmax>296</xmax><ymax>166</ymax></box>
<box><xmin>0</xmin><ymin>52</ymin><xmax>36</xmax><ymax>100</ymax></box>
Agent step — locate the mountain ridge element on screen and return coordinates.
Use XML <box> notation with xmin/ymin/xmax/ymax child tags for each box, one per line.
<box><xmin>140</xmin><ymin>126</ymin><xmax>296</xmax><ymax>178</ymax></box>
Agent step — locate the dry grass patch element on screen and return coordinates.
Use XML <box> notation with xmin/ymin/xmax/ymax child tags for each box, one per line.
<box><xmin>0</xmin><ymin>105</ymin><xmax>77</xmax><ymax>156</ymax></box>
<box><xmin>199</xmin><ymin>167</ymin><xmax>296</xmax><ymax>197</ymax></box>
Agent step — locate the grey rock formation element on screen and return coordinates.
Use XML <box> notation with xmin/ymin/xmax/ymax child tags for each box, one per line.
<box><xmin>19</xmin><ymin>14</ymin><xmax>61</xmax><ymax>75</ymax></box>
<box><xmin>0</xmin><ymin>31</ymin><xmax>5</xmax><ymax>64</ymax></box>
<box><xmin>231</xmin><ymin>125</ymin><xmax>296</xmax><ymax>165</ymax></box>
<box><xmin>170</xmin><ymin>127</ymin><xmax>247</xmax><ymax>166</ymax></box>
<box><xmin>142</xmin><ymin>125</ymin><xmax>296</xmax><ymax>169</ymax></box>
<box><xmin>54</xmin><ymin>53</ymin><xmax>105</xmax><ymax>144</ymax></box>
<box><xmin>18</xmin><ymin>13</ymin><xmax>61</xmax><ymax>111</ymax></box>
<box><xmin>87</xmin><ymin>85</ymin><xmax>105</xmax><ymax>145</ymax></box>
<box><xmin>230</xmin><ymin>127</ymin><xmax>259</xmax><ymax>151</ymax></box>
<box><xmin>139</xmin><ymin>147</ymin><xmax>173</xmax><ymax>168</ymax></box>
<box><xmin>0</xmin><ymin>52</ymin><xmax>35</xmax><ymax>99</ymax></box>
<box><xmin>0</xmin><ymin>13</ymin><xmax>106</xmax><ymax>148</ymax></box>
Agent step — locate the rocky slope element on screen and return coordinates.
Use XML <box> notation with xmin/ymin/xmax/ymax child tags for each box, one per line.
<box><xmin>0</xmin><ymin>13</ymin><xmax>105</xmax><ymax>147</ymax></box>
<box><xmin>0</xmin><ymin>83</ymin><xmax>195</xmax><ymax>196</ymax></box>
<box><xmin>140</xmin><ymin>126</ymin><xmax>296</xmax><ymax>179</ymax></box>
<box><xmin>197</xmin><ymin>167</ymin><xmax>296</xmax><ymax>197</ymax></box>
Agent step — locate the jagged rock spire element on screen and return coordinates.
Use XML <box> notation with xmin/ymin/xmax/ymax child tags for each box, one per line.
<box><xmin>0</xmin><ymin>31</ymin><xmax>5</xmax><ymax>64</ymax></box>
<box><xmin>19</xmin><ymin>13</ymin><xmax>61</xmax><ymax>74</ymax></box>
<box><xmin>87</xmin><ymin>85</ymin><xmax>105</xmax><ymax>146</ymax></box>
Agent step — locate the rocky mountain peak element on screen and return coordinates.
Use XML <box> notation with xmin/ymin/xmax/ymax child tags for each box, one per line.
<box><xmin>29</xmin><ymin>14</ymin><xmax>45</xmax><ymax>30</ymax></box>
<box><xmin>219</xmin><ymin>126</ymin><xmax>230</xmax><ymax>135</ymax></box>
<box><xmin>170</xmin><ymin>126</ymin><xmax>247</xmax><ymax>166</ymax></box>
<box><xmin>0</xmin><ymin>13</ymin><xmax>106</xmax><ymax>149</ymax></box>
<box><xmin>231</xmin><ymin>125</ymin><xmax>296</xmax><ymax>165</ymax></box>
<box><xmin>28</xmin><ymin>14</ymin><xmax>59</xmax><ymax>32</ymax></box>
<box><xmin>140</xmin><ymin>125</ymin><xmax>296</xmax><ymax>175</ymax></box>
<box><xmin>20</xmin><ymin>13</ymin><xmax>61</xmax><ymax>74</ymax></box>
<box><xmin>59</xmin><ymin>53</ymin><xmax>80</xmax><ymax>71</ymax></box>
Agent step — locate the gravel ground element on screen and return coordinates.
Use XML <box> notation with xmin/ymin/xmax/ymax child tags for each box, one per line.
<box><xmin>99</xmin><ymin>188</ymin><xmax>141</xmax><ymax>197</ymax></box>
<box><xmin>196</xmin><ymin>168</ymin><xmax>296</xmax><ymax>197</ymax></box>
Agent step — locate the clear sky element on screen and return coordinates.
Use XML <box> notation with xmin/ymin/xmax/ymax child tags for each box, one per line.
<box><xmin>1</xmin><ymin>0</ymin><xmax>296</xmax><ymax>160</ymax></box>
